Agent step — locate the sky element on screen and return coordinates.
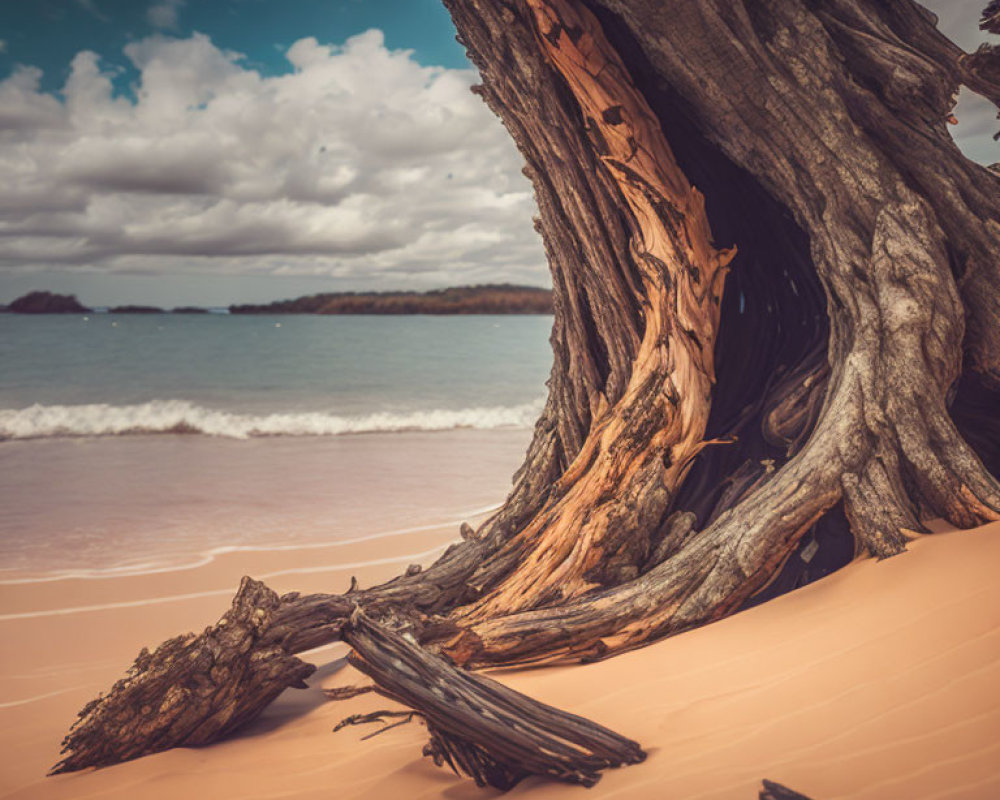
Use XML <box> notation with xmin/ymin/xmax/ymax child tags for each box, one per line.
<box><xmin>0</xmin><ymin>0</ymin><xmax>996</xmax><ymax>307</ymax></box>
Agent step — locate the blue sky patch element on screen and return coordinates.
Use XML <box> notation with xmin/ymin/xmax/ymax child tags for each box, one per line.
<box><xmin>0</xmin><ymin>0</ymin><xmax>469</xmax><ymax>98</ymax></box>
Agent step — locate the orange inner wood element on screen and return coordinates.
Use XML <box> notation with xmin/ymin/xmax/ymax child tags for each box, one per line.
<box><xmin>449</xmin><ymin>0</ymin><xmax>734</xmax><ymax>627</ymax></box>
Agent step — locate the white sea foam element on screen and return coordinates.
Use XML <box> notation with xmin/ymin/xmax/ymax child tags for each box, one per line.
<box><xmin>0</xmin><ymin>399</ymin><xmax>543</xmax><ymax>441</ymax></box>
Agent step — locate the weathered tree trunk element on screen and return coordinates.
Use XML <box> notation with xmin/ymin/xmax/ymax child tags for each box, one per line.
<box><xmin>449</xmin><ymin>0</ymin><xmax>736</xmax><ymax>623</ymax></box>
<box><xmin>54</xmin><ymin>0</ymin><xmax>1000</xmax><ymax>787</ymax></box>
<box><xmin>432</xmin><ymin>0</ymin><xmax>1000</xmax><ymax>667</ymax></box>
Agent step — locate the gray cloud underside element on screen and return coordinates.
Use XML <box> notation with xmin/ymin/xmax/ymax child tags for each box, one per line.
<box><xmin>0</xmin><ymin>10</ymin><xmax>996</xmax><ymax>289</ymax></box>
<box><xmin>0</xmin><ymin>31</ymin><xmax>548</xmax><ymax>286</ymax></box>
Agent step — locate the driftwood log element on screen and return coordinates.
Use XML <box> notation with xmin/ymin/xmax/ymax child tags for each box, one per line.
<box><xmin>54</xmin><ymin>0</ymin><xmax>1000</xmax><ymax>790</ymax></box>
<box><xmin>53</xmin><ymin>580</ymin><xmax>644</xmax><ymax>789</ymax></box>
<box><xmin>344</xmin><ymin>610</ymin><xmax>645</xmax><ymax>789</ymax></box>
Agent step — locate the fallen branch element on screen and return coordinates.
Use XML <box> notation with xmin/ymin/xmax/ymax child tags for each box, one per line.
<box><xmin>323</xmin><ymin>684</ymin><xmax>376</xmax><ymax>702</ymax></box>
<box><xmin>334</xmin><ymin>710</ymin><xmax>420</xmax><ymax>740</ymax></box>
<box><xmin>342</xmin><ymin>610</ymin><xmax>645</xmax><ymax>790</ymax></box>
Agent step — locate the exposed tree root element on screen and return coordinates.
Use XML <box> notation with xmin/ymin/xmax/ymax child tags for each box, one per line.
<box><xmin>50</xmin><ymin>577</ymin><xmax>314</xmax><ymax>774</ymax></box>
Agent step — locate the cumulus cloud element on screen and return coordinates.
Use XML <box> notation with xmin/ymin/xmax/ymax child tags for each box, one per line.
<box><xmin>147</xmin><ymin>0</ymin><xmax>185</xmax><ymax>32</ymax></box>
<box><xmin>0</xmin><ymin>30</ymin><xmax>547</xmax><ymax>288</ymax></box>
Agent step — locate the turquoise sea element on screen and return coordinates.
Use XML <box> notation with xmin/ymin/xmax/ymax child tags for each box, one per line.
<box><xmin>0</xmin><ymin>314</ymin><xmax>552</xmax><ymax>575</ymax></box>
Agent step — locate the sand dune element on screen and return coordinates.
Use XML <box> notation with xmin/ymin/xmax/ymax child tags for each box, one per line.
<box><xmin>2</xmin><ymin>522</ymin><xmax>999</xmax><ymax>799</ymax></box>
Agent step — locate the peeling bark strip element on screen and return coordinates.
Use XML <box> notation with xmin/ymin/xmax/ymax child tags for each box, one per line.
<box><xmin>448</xmin><ymin>0</ymin><xmax>735</xmax><ymax>626</ymax></box>
<box><xmin>343</xmin><ymin>611</ymin><xmax>644</xmax><ymax>790</ymax></box>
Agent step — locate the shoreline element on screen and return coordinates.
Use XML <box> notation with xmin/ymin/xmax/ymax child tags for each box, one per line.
<box><xmin>0</xmin><ymin>503</ymin><xmax>499</xmax><ymax>587</ymax></box>
<box><xmin>0</xmin><ymin>427</ymin><xmax>532</xmax><ymax>577</ymax></box>
<box><xmin>0</xmin><ymin>494</ymin><xmax>504</xmax><ymax>619</ymax></box>
<box><xmin>0</xmin><ymin>400</ymin><xmax>546</xmax><ymax>442</ymax></box>
<box><xmin>3</xmin><ymin>285</ymin><xmax>556</xmax><ymax>316</ymax></box>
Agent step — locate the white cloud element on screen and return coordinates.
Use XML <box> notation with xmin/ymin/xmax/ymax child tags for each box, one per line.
<box><xmin>922</xmin><ymin>0</ymin><xmax>989</xmax><ymax>52</ymax></box>
<box><xmin>0</xmin><ymin>30</ymin><xmax>547</xmax><ymax>289</ymax></box>
<box><xmin>922</xmin><ymin>0</ymin><xmax>999</xmax><ymax>165</ymax></box>
<box><xmin>2</xmin><ymin>9</ymin><xmax>991</xmax><ymax>300</ymax></box>
<box><xmin>0</xmin><ymin>40</ymin><xmax>7</xmax><ymax>54</ymax></box>
<box><xmin>147</xmin><ymin>0</ymin><xmax>185</xmax><ymax>32</ymax></box>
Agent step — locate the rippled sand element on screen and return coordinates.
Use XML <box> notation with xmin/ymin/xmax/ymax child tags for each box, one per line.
<box><xmin>2</xmin><ymin>521</ymin><xmax>999</xmax><ymax>799</ymax></box>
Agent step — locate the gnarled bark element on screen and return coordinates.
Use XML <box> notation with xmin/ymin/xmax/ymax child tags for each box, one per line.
<box><xmin>429</xmin><ymin>0</ymin><xmax>1000</xmax><ymax>668</ymax></box>
<box><xmin>51</xmin><ymin>578</ymin><xmax>318</xmax><ymax>774</ymax></box>
<box><xmin>450</xmin><ymin>0</ymin><xmax>735</xmax><ymax>623</ymax></box>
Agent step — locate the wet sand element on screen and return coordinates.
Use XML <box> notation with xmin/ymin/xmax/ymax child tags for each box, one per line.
<box><xmin>2</xmin><ymin>522</ymin><xmax>999</xmax><ymax>799</ymax></box>
<box><xmin>0</xmin><ymin>429</ymin><xmax>532</xmax><ymax>576</ymax></box>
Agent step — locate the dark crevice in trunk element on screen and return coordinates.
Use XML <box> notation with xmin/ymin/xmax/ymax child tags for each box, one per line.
<box><xmin>575</xmin><ymin>285</ymin><xmax>613</xmax><ymax>388</ymax></box>
<box><xmin>740</xmin><ymin>503</ymin><xmax>856</xmax><ymax>610</ymax></box>
<box><xmin>586</xmin><ymin>0</ymin><xmax>854</xmax><ymax>590</ymax></box>
<box><xmin>950</xmin><ymin>371</ymin><xmax>1000</xmax><ymax>480</ymax></box>
<box><xmin>582</xmin><ymin>2</ymin><xmax>828</xmax><ymax>512</ymax></box>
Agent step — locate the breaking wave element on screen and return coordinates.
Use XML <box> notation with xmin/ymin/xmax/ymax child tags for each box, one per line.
<box><xmin>0</xmin><ymin>399</ymin><xmax>544</xmax><ymax>441</ymax></box>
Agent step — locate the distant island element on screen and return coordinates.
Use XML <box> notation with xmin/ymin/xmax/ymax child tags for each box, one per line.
<box><xmin>229</xmin><ymin>285</ymin><xmax>553</xmax><ymax>315</ymax></box>
<box><xmin>108</xmin><ymin>305</ymin><xmax>165</xmax><ymax>314</ymax></box>
<box><xmin>7</xmin><ymin>291</ymin><xmax>92</xmax><ymax>314</ymax></box>
<box><xmin>3</xmin><ymin>285</ymin><xmax>553</xmax><ymax>315</ymax></box>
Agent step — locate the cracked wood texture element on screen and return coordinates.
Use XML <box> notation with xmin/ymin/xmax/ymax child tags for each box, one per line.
<box><xmin>54</xmin><ymin>0</ymin><xmax>1000</xmax><ymax>780</ymax></box>
<box><xmin>431</xmin><ymin>0</ymin><xmax>1000</xmax><ymax>668</ymax></box>
<box><xmin>448</xmin><ymin>0</ymin><xmax>735</xmax><ymax>625</ymax></box>
<box><xmin>51</xmin><ymin>578</ymin><xmax>317</xmax><ymax>774</ymax></box>
<box><xmin>344</xmin><ymin>611</ymin><xmax>644</xmax><ymax>790</ymax></box>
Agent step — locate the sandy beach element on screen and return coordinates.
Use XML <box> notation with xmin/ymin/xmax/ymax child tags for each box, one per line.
<box><xmin>2</xmin><ymin>0</ymin><xmax>996</xmax><ymax>797</ymax></box>
<box><xmin>1</xmin><ymin>517</ymin><xmax>998</xmax><ymax>800</ymax></box>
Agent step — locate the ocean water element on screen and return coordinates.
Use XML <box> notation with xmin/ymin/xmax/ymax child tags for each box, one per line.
<box><xmin>0</xmin><ymin>313</ymin><xmax>552</xmax><ymax>576</ymax></box>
